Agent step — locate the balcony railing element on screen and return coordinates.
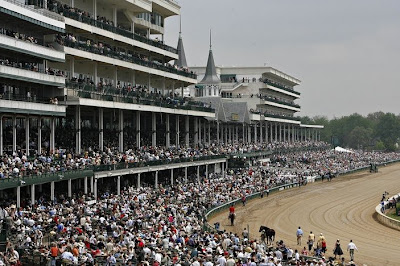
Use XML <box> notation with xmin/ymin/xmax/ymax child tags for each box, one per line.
<box><xmin>62</xmin><ymin>38</ymin><xmax>196</xmax><ymax>79</ymax></box>
<box><xmin>250</xmin><ymin>110</ymin><xmax>301</xmax><ymax>121</ymax></box>
<box><xmin>66</xmin><ymin>81</ymin><xmax>214</xmax><ymax>113</ymax></box>
<box><xmin>261</xmin><ymin>96</ymin><xmax>301</xmax><ymax>109</ymax></box>
<box><xmin>0</xmin><ymin>92</ymin><xmax>60</xmax><ymax>105</ymax></box>
<box><xmin>264</xmin><ymin>78</ymin><xmax>300</xmax><ymax>95</ymax></box>
<box><xmin>54</xmin><ymin>8</ymin><xmax>176</xmax><ymax>54</ymax></box>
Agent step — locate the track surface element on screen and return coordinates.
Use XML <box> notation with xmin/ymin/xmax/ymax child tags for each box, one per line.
<box><xmin>209</xmin><ymin>163</ymin><xmax>400</xmax><ymax>266</ymax></box>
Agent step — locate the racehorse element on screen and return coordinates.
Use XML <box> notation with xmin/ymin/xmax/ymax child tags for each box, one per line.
<box><xmin>259</xmin><ymin>226</ymin><xmax>275</xmax><ymax>245</ymax></box>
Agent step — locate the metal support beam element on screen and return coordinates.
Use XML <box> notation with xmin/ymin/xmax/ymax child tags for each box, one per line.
<box><xmin>136</xmin><ymin>111</ymin><xmax>141</xmax><ymax>148</ymax></box>
<box><xmin>117</xmin><ymin>176</ymin><xmax>121</xmax><ymax>195</ymax></box>
<box><xmin>152</xmin><ymin>113</ymin><xmax>156</xmax><ymax>147</ymax></box>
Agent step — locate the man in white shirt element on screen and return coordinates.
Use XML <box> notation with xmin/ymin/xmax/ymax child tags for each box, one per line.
<box><xmin>347</xmin><ymin>240</ymin><xmax>358</xmax><ymax>261</ymax></box>
<box><xmin>217</xmin><ymin>254</ymin><xmax>226</xmax><ymax>266</ymax></box>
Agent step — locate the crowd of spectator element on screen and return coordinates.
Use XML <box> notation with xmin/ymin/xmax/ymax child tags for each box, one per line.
<box><xmin>0</xmin><ymin>28</ymin><xmax>38</xmax><ymax>44</ymax></box>
<box><xmin>0</xmin><ymin>58</ymin><xmax>65</xmax><ymax>77</ymax></box>
<box><xmin>0</xmin><ymin>142</ymin><xmax>394</xmax><ymax>265</ymax></box>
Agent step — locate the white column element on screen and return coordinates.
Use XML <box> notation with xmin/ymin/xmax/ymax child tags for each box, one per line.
<box><xmin>242</xmin><ymin>124</ymin><xmax>245</xmax><ymax>143</ymax></box>
<box><xmin>283</xmin><ymin>124</ymin><xmax>286</xmax><ymax>142</ymax></box>
<box><xmin>260</xmin><ymin>122</ymin><xmax>263</xmax><ymax>144</ymax></box>
<box><xmin>93</xmin><ymin>178</ymin><xmax>98</xmax><ymax>199</ymax></box>
<box><xmin>197</xmin><ymin>165</ymin><xmax>200</xmax><ymax>184</ymax></box>
<box><xmin>248</xmin><ymin>125</ymin><xmax>251</xmax><ymax>143</ymax></box>
<box><xmin>68</xmin><ymin>179</ymin><xmax>72</xmax><ymax>198</ymax></box>
<box><xmin>170</xmin><ymin>169</ymin><xmax>174</xmax><ymax>186</ymax></box>
<box><xmin>137</xmin><ymin>173</ymin><xmax>141</xmax><ymax>188</ymax></box>
<box><xmin>25</xmin><ymin>117</ymin><xmax>30</xmax><ymax>156</ymax></box>
<box><xmin>69</xmin><ymin>56</ymin><xmax>75</xmax><ymax>78</ymax></box>
<box><xmin>92</xmin><ymin>0</ymin><xmax>97</xmax><ymax>18</ymax></box>
<box><xmin>217</xmin><ymin>122</ymin><xmax>220</xmax><ymax>144</ymax></box>
<box><xmin>99</xmin><ymin>108</ymin><xmax>104</xmax><ymax>151</ymax></box>
<box><xmin>205</xmin><ymin>164</ymin><xmax>208</xmax><ymax>178</ymax></box>
<box><xmin>224</xmin><ymin>124</ymin><xmax>228</xmax><ymax>144</ymax></box>
<box><xmin>30</xmin><ymin>184</ymin><xmax>35</xmax><ymax>206</ymax></box>
<box><xmin>90</xmin><ymin>176</ymin><xmax>94</xmax><ymax>195</ymax></box>
<box><xmin>221</xmin><ymin>162</ymin><xmax>225</xmax><ymax>178</ymax></box>
<box><xmin>275</xmin><ymin>123</ymin><xmax>278</xmax><ymax>142</ymax></box>
<box><xmin>119</xmin><ymin>110</ymin><xmax>124</xmax><ymax>152</ymax></box>
<box><xmin>84</xmin><ymin>176</ymin><xmax>88</xmax><ymax>194</ymax></box>
<box><xmin>117</xmin><ymin>176</ymin><xmax>121</xmax><ymax>195</ymax></box>
<box><xmin>37</xmin><ymin>118</ymin><xmax>42</xmax><ymax>154</ymax></box>
<box><xmin>50</xmin><ymin>117</ymin><xmax>55</xmax><ymax>153</ymax></box>
<box><xmin>279</xmin><ymin>124</ymin><xmax>282</xmax><ymax>142</ymax></box>
<box><xmin>152</xmin><ymin>113</ymin><xmax>157</xmax><ymax>146</ymax></box>
<box><xmin>265</xmin><ymin>122</ymin><xmax>268</xmax><ymax>143</ymax></box>
<box><xmin>185</xmin><ymin>116</ymin><xmax>189</xmax><ymax>147</ymax></box>
<box><xmin>254</xmin><ymin>124</ymin><xmax>257</xmax><ymax>144</ymax></box>
<box><xmin>194</xmin><ymin>117</ymin><xmax>199</xmax><ymax>146</ymax></box>
<box><xmin>12</xmin><ymin>116</ymin><xmax>16</xmax><ymax>153</ymax></box>
<box><xmin>75</xmin><ymin>106</ymin><xmax>81</xmax><ymax>154</ymax></box>
<box><xmin>155</xmin><ymin>171</ymin><xmax>159</xmax><ymax>189</ymax></box>
<box><xmin>16</xmin><ymin>186</ymin><xmax>21</xmax><ymax>208</ymax></box>
<box><xmin>93</xmin><ymin>62</ymin><xmax>98</xmax><ymax>86</ymax></box>
<box><xmin>166</xmin><ymin>114</ymin><xmax>170</xmax><ymax>147</ymax></box>
<box><xmin>0</xmin><ymin>115</ymin><xmax>3</xmax><ymax>156</ymax></box>
<box><xmin>270</xmin><ymin>122</ymin><xmax>273</xmax><ymax>143</ymax></box>
<box><xmin>208</xmin><ymin>122</ymin><xmax>211</xmax><ymax>144</ymax></box>
<box><xmin>184</xmin><ymin>167</ymin><xmax>188</xmax><ymax>183</ymax></box>
<box><xmin>50</xmin><ymin>181</ymin><xmax>55</xmax><ymax>202</ymax></box>
<box><xmin>175</xmin><ymin>115</ymin><xmax>180</xmax><ymax>147</ymax></box>
<box><xmin>113</xmin><ymin>6</ymin><xmax>117</xmax><ymax>27</ymax></box>
<box><xmin>136</xmin><ymin>111</ymin><xmax>141</xmax><ymax>148</ymax></box>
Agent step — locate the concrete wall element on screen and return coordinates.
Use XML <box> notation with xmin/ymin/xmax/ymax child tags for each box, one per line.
<box><xmin>375</xmin><ymin>193</ymin><xmax>400</xmax><ymax>231</ymax></box>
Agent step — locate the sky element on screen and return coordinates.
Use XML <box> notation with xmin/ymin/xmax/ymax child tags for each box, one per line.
<box><xmin>164</xmin><ymin>0</ymin><xmax>400</xmax><ymax>118</ymax></box>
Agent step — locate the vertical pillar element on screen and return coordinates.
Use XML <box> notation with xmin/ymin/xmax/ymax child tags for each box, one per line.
<box><xmin>224</xmin><ymin>124</ymin><xmax>228</xmax><ymax>144</ymax></box>
<box><xmin>170</xmin><ymin>169</ymin><xmax>174</xmax><ymax>186</ymax></box>
<box><xmin>0</xmin><ymin>115</ymin><xmax>3</xmax><ymax>156</ymax></box>
<box><xmin>265</xmin><ymin>122</ymin><xmax>268</xmax><ymax>143</ymax></box>
<box><xmin>275</xmin><ymin>123</ymin><xmax>278</xmax><ymax>142</ymax></box>
<box><xmin>99</xmin><ymin>108</ymin><xmax>104</xmax><ymax>151</ymax></box>
<box><xmin>84</xmin><ymin>176</ymin><xmax>88</xmax><ymax>194</ymax></box>
<box><xmin>69</xmin><ymin>56</ymin><xmax>75</xmax><ymax>78</ymax></box>
<box><xmin>185</xmin><ymin>116</ymin><xmax>189</xmax><ymax>147</ymax></box>
<box><xmin>184</xmin><ymin>167</ymin><xmax>188</xmax><ymax>183</ymax></box>
<box><xmin>155</xmin><ymin>171</ymin><xmax>158</xmax><ymax>189</ymax></box>
<box><xmin>228</xmin><ymin>125</ymin><xmax>232</xmax><ymax>144</ymax></box>
<box><xmin>152</xmin><ymin>113</ymin><xmax>156</xmax><ymax>146</ymax></box>
<box><xmin>194</xmin><ymin>117</ymin><xmax>199</xmax><ymax>146</ymax></box>
<box><xmin>50</xmin><ymin>117</ymin><xmax>55</xmax><ymax>153</ymax></box>
<box><xmin>137</xmin><ymin>173</ymin><xmax>141</xmax><ymax>188</ymax></box>
<box><xmin>166</xmin><ymin>114</ymin><xmax>170</xmax><ymax>147</ymax></box>
<box><xmin>292</xmin><ymin>125</ymin><xmax>295</xmax><ymax>143</ymax></box>
<box><xmin>75</xmin><ymin>106</ymin><xmax>81</xmax><ymax>154</ymax></box>
<box><xmin>235</xmin><ymin>126</ymin><xmax>239</xmax><ymax>143</ymax></box>
<box><xmin>37</xmin><ymin>117</ymin><xmax>42</xmax><ymax>155</ymax></box>
<box><xmin>197</xmin><ymin>165</ymin><xmax>200</xmax><ymax>184</ymax></box>
<box><xmin>117</xmin><ymin>176</ymin><xmax>121</xmax><ymax>195</ymax></box>
<box><xmin>175</xmin><ymin>115</ymin><xmax>180</xmax><ymax>147</ymax></box>
<box><xmin>136</xmin><ymin>111</ymin><xmax>141</xmax><ymax>148</ymax></box>
<box><xmin>260</xmin><ymin>122</ymin><xmax>263</xmax><ymax>144</ymax></box>
<box><xmin>92</xmin><ymin>0</ymin><xmax>97</xmax><ymax>19</ymax></box>
<box><xmin>30</xmin><ymin>184</ymin><xmax>35</xmax><ymax>206</ymax></box>
<box><xmin>50</xmin><ymin>181</ymin><xmax>55</xmax><ymax>202</ymax></box>
<box><xmin>242</xmin><ymin>124</ymin><xmax>246</xmax><ymax>143</ymax></box>
<box><xmin>16</xmin><ymin>186</ymin><xmax>21</xmax><ymax>208</ymax></box>
<box><xmin>68</xmin><ymin>179</ymin><xmax>72</xmax><ymax>198</ymax></box>
<box><xmin>93</xmin><ymin>178</ymin><xmax>98</xmax><ymax>199</ymax></box>
<box><xmin>205</xmin><ymin>164</ymin><xmax>208</xmax><ymax>178</ymax></box>
<box><xmin>25</xmin><ymin>117</ymin><xmax>30</xmax><ymax>156</ymax></box>
<box><xmin>217</xmin><ymin>122</ymin><xmax>220</xmax><ymax>144</ymax></box>
<box><xmin>248</xmin><ymin>125</ymin><xmax>251</xmax><ymax>143</ymax></box>
<box><xmin>279</xmin><ymin>124</ymin><xmax>282</xmax><ymax>142</ymax></box>
<box><xmin>113</xmin><ymin>6</ymin><xmax>117</xmax><ymax>27</ymax></box>
<box><xmin>283</xmin><ymin>124</ymin><xmax>286</xmax><ymax>142</ymax></box>
<box><xmin>254</xmin><ymin>123</ymin><xmax>257</xmax><ymax>144</ymax></box>
<box><xmin>12</xmin><ymin>116</ymin><xmax>16</xmax><ymax>153</ymax></box>
<box><xmin>208</xmin><ymin>122</ymin><xmax>211</xmax><ymax>144</ymax></box>
<box><xmin>90</xmin><ymin>176</ymin><xmax>94</xmax><ymax>195</ymax></box>
<box><xmin>270</xmin><ymin>122</ymin><xmax>273</xmax><ymax>143</ymax></box>
<box><xmin>118</xmin><ymin>110</ymin><xmax>123</xmax><ymax>152</ymax></box>
<box><xmin>198</xmin><ymin>119</ymin><xmax>202</xmax><ymax>144</ymax></box>
<box><xmin>221</xmin><ymin>161</ymin><xmax>225</xmax><ymax>178</ymax></box>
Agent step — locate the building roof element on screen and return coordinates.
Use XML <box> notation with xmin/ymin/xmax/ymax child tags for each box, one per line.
<box><xmin>175</xmin><ymin>34</ymin><xmax>187</xmax><ymax>68</ymax></box>
<box><xmin>200</xmin><ymin>32</ymin><xmax>220</xmax><ymax>85</ymax></box>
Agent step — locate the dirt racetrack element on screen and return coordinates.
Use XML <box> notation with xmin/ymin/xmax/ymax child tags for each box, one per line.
<box><xmin>209</xmin><ymin>163</ymin><xmax>400</xmax><ymax>266</ymax></box>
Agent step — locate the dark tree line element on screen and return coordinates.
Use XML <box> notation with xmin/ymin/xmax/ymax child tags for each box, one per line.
<box><xmin>300</xmin><ymin>112</ymin><xmax>400</xmax><ymax>151</ymax></box>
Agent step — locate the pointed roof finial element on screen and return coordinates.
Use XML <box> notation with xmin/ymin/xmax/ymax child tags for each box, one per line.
<box><xmin>209</xmin><ymin>29</ymin><xmax>212</xmax><ymax>49</ymax></box>
<box><xmin>179</xmin><ymin>14</ymin><xmax>182</xmax><ymax>36</ymax></box>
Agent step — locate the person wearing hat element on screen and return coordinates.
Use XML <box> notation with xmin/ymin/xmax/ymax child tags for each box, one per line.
<box><xmin>226</xmin><ymin>254</ymin><xmax>235</xmax><ymax>266</ymax></box>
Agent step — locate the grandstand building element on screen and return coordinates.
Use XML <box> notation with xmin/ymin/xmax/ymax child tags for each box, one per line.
<box><xmin>0</xmin><ymin>0</ymin><xmax>322</xmax><ymax>207</ymax></box>
<box><xmin>190</xmin><ymin>40</ymin><xmax>323</xmax><ymax>145</ymax></box>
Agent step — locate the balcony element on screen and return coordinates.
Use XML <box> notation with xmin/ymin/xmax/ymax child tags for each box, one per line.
<box><xmin>0</xmin><ymin>33</ymin><xmax>64</xmax><ymax>62</ymax></box>
<box><xmin>249</xmin><ymin>110</ymin><xmax>301</xmax><ymax>123</ymax></box>
<box><xmin>133</xmin><ymin>17</ymin><xmax>164</xmax><ymax>34</ymax></box>
<box><xmin>0</xmin><ymin>97</ymin><xmax>66</xmax><ymax>116</ymax></box>
<box><xmin>61</xmin><ymin>37</ymin><xmax>196</xmax><ymax>80</ymax></box>
<box><xmin>0</xmin><ymin>63</ymin><xmax>65</xmax><ymax>87</ymax></box>
<box><xmin>263</xmin><ymin>78</ymin><xmax>300</xmax><ymax>96</ymax></box>
<box><xmin>66</xmin><ymin>80</ymin><xmax>214</xmax><ymax>113</ymax></box>
<box><xmin>260</xmin><ymin>96</ymin><xmax>301</xmax><ymax>111</ymax></box>
<box><xmin>152</xmin><ymin>0</ymin><xmax>180</xmax><ymax>17</ymax></box>
<box><xmin>48</xmin><ymin>6</ymin><xmax>175</xmax><ymax>54</ymax></box>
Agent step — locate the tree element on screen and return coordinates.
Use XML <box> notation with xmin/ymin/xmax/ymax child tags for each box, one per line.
<box><xmin>374</xmin><ymin>113</ymin><xmax>400</xmax><ymax>151</ymax></box>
